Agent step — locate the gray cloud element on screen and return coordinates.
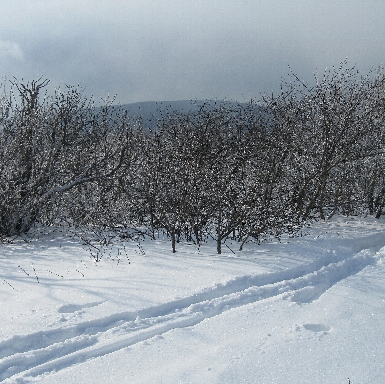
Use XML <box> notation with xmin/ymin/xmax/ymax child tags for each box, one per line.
<box><xmin>0</xmin><ymin>0</ymin><xmax>384</xmax><ymax>104</ymax></box>
<box><xmin>0</xmin><ymin>39</ymin><xmax>24</xmax><ymax>61</ymax></box>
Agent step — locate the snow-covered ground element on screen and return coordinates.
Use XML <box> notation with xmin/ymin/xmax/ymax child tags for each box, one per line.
<box><xmin>1</xmin><ymin>216</ymin><xmax>385</xmax><ymax>383</ymax></box>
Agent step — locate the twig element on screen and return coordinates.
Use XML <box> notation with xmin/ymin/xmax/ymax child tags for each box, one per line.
<box><xmin>2</xmin><ymin>278</ymin><xmax>16</xmax><ymax>290</ymax></box>
<box><xmin>47</xmin><ymin>270</ymin><xmax>64</xmax><ymax>278</ymax></box>
<box><xmin>223</xmin><ymin>240</ymin><xmax>236</xmax><ymax>254</ymax></box>
<box><xmin>31</xmin><ymin>264</ymin><xmax>39</xmax><ymax>283</ymax></box>
<box><xmin>76</xmin><ymin>269</ymin><xmax>85</xmax><ymax>277</ymax></box>
<box><xmin>18</xmin><ymin>265</ymin><xmax>29</xmax><ymax>276</ymax></box>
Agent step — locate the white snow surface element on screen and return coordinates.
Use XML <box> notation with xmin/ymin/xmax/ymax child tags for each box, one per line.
<box><xmin>1</xmin><ymin>217</ymin><xmax>385</xmax><ymax>383</ymax></box>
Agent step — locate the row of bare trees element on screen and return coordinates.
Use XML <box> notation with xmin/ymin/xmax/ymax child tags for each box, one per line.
<box><xmin>1</xmin><ymin>63</ymin><xmax>385</xmax><ymax>252</ymax></box>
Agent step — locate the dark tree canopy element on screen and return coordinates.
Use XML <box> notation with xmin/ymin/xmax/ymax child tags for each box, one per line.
<box><xmin>1</xmin><ymin>63</ymin><xmax>385</xmax><ymax>253</ymax></box>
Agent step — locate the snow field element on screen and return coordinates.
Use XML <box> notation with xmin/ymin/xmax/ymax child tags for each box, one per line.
<box><xmin>0</xmin><ymin>216</ymin><xmax>385</xmax><ymax>383</ymax></box>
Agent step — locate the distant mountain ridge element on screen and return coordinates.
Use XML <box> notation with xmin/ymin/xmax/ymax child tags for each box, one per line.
<box><xmin>113</xmin><ymin>100</ymin><xmax>250</xmax><ymax>129</ymax></box>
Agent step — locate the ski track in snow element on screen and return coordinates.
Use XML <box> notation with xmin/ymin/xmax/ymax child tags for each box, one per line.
<box><xmin>1</xmin><ymin>241</ymin><xmax>384</xmax><ymax>383</ymax></box>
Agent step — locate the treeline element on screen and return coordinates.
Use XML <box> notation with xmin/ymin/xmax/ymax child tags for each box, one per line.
<box><xmin>1</xmin><ymin>64</ymin><xmax>385</xmax><ymax>253</ymax></box>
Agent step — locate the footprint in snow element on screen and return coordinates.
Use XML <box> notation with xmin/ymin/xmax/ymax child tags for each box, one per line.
<box><xmin>303</xmin><ymin>323</ymin><xmax>331</xmax><ymax>333</ymax></box>
<box><xmin>290</xmin><ymin>284</ymin><xmax>329</xmax><ymax>304</ymax></box>
<box><xmin>58</xmin><ymin>301</ymin><xmax>104</xmax><ymax>313</ymax></box>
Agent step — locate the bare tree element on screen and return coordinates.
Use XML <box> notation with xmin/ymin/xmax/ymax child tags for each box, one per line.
<box><xmin>266</xmin><ymin>63</ymin><xmax>385</xmax><ymax>222</ymax></box>
<box><xmin>0</xmin><ymin>80</ymin><xmax>138</xmax><ymax>237</ymax></box>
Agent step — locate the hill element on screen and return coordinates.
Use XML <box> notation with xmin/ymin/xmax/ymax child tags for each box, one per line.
<box><xmin>116</xmin><ymin>100</ymin><xmax>251</xmax><ymax>129</ymax></box>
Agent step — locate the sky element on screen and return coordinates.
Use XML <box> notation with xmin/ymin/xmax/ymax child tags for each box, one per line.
<box><xmin>0</xmin><ymin>0</ymin><xmax>384</xmax><ymax>105</ymax></box>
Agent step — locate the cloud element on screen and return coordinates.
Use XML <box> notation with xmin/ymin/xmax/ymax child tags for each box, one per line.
<box><xmin>0</xmin><ymin>40</ymin><xmax>24</xmax><ymax>61</ymax></box>
<box><xmin>1</xmin><ymin>0</ymin><xmax>385</xmax><ymax>104</ymax></box>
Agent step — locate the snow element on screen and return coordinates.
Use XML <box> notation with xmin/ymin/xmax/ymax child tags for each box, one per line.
<box><xmin>1</xmin><ymin>217</ymin><xmax>385</xmax><ymax>383</ymax></box>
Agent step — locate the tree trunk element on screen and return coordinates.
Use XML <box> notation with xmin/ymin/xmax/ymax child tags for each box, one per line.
<box><xmin>217</xmin><ymin>205</ymin><xmax>222</xmax><ymax>254</ymax></box>
<box><xmin>193</xmin><ymin>225</ymin><xmax>200</xmax><ymax>246</ymax></box>
<box><xmin>171</xmin><ymin>228</ymin><xmax>176</xmax><ymax>253</ymax></box>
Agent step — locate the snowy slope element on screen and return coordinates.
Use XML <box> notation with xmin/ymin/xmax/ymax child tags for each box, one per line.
<box><xmin>0</xmin><ymin>217</ymin><xmax>385</xmax><ymax>383</ymax></box>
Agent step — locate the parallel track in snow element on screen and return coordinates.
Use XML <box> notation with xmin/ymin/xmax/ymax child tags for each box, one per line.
<box><xmin>0</xmin><ymin>244</ymin><xmax>383</xmax><ymax>383</ymax></box>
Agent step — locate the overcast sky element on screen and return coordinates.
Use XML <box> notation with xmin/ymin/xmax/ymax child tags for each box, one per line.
<box><xmin>0</xmin><ymin>0</ymin><xmax>384</xmax><ymax>105</ymax></box>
